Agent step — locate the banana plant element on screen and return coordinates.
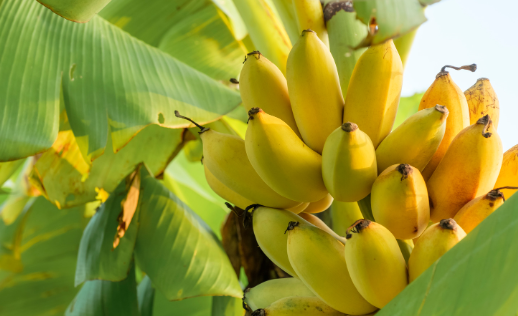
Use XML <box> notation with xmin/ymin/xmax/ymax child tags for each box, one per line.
<box><xmin>3</xmin><ymin>0</ymin><xmax>518</xmax><ymax>316</ymax></box>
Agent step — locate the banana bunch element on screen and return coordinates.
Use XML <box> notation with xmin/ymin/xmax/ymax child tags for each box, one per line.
<box><xmin>176</xmin><ymin>10</ymin><xmax>514</xmax><ymax>313</ymax></box>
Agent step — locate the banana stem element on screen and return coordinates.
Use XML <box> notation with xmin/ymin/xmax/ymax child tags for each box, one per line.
<box><xmin>174</xmin><ymin>111</ymin><xmax>210</xmax><ymax>133</ymax></box>
<box><xmin>357</xmin><ymin>194</ymin><xmax>375</xmax><ymax>222</ymax></box>
<box><xmin>491</xmin><ymin>187</ymin><xmax>518</xmax><ymax>202</ymax></box>
<box><xmin>476</xmin><ymin>114</ymin><xmax>493</xmax><ymax>138</ymax></box>
<box><xmin>440</xmin><ymin>64</ymin><xmax>477</xmax><ymax>73</ymax></box>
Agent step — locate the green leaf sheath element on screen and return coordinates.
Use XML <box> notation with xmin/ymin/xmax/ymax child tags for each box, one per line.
<box><xmin>0</xmin><ymin>0</ymin><xmax>241</xmax><ymax>162</ymax></box>
<box><xmin>134</xmin><ymin>168</ymin><xmax>242</xmax><ymax>300</ymax></box>
<box><xmin>378</xmin><ymin>193</ymin><xmax>518</xmax><ymax>315</ymax></box>
<box><xmin>353</xmin><ymin>0</ymin><xmax>426</xmax><ymax>47</ymax></box>
<box><xmin>37</xmin><ymin>0</ymin><xmax>111</xmax><ymax>23</ymax></box>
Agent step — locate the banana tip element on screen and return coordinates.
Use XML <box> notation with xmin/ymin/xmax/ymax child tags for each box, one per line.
<box><xmin>439</xmin><ymin>218</ymin><xmax>457</xmax><ymax>230</ymax></box>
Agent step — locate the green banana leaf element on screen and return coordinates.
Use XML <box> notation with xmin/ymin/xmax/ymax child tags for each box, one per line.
<box><xmin>393</xmin><ymin>92</ymin><xmax>425</xmax><ymax>129</ymax></box>
<box><xmin>0</xmin><ymin>197</ymin><xmax>90</xmax><ymax>316</ymax></box>
<box><xmin>163</xmin><ymin>151</ymin><xmax>231</xmax><ymax>239</ymax></box>
<box><xmin>419</xmin><ymin>0</ymin><xmax>441</xmax><ymax>4</ymax></box>
<box><xmin>272</xmin><ymin>0</ymin><xmax>299</xmax><ymax>45</ymax></box>
<box><xmin>100</xmin><ymin>0</ymin><xmax>246</xmax><ymax>81</ymax></box>
<box><xmin>353</xmin><ymin>0</ymin><xmax>426</xmax><ymax>47</ymax></box>
<box><xmin>324</xmin><ymin>0</ymin><xmax>368</xmax><ymax>99</ymax></box>
<box><xmin>32</xmin><ymin>124</ymin><xmax>188</xmax><ymax>209</ymax></box>
<box><xmin>138</xmin><ymin>275</ymin><xmax>244</xmax><ymax>316</ymax></box>
<box><xmin>0</xmin><ymin>160</ymin><xmax>25</xmax><ymax>188</ymax></box>
<box><xmin>66</xmin><ymin>264</ymin><xmax>139</xmax><ymax>316</ymax></box>
<box><xmin>379</xmin><ymin>193</ymin><xmax>518</xmax><ymax>315</ymax></box>
<box><xmin>0</xmin><ymin>0</ymin><xmax>241</xmax><ymax>162</ymax></box>
<box><xmin>74</xmin><ymin>174</ymin><xmax>139</xmax><ymax>285</ymax></box>
<box><xmin>134</xmin><ymin>168</ymin><xmax>242</xmax><ymax>300</ymax></box>
<box><xmin>37</xmin><ymin>0</ymin><xmax>111</xmax><ymax>23</ymax></box>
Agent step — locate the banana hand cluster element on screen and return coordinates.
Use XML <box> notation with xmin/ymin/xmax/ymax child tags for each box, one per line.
<box><xmin>177</xmin><ymin>22</ymin><xmax>513</xmax><ymax>314</ymax></box>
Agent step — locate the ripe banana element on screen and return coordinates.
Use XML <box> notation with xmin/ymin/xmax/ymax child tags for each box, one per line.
<box><xmin>251</xmin><ymin>296</ymin><xmax>347</xmax><ymax>316</ymax></box>
<box><xmin>343</xmin><ymin>39</ymin><xmax>403</xmax><ymax>148</ymax></box>
<box><xmin>288</xmin><ymin>202</ymin><xmax>310</xmax><ymax>214</ymax></box>
<box><xmin>454</xmin><ymin>187</ymin><xmax>515</xmax><ymax>234</ymax></box>
<box><xmin>344</xmin><ymin>219</ymin><xmax>408</xmax><ymax>308</ymax></box>
<box><xmin>286</xmin><ymin>29</ymin><xmax>344</xmax><ymax>153</ymax></box>
<box><xmin>203</xmin><ymin>163</ymin><xmax>253</xmax><ymax>210</ymax></box>
<box><xmin>418</xmin><ymin>65</ymin><xmax>474</xmax><ymax>180</ymax></box>
<box><xmin>243</xmin><ymin>278</ymin><xmax>315</xmax><ymax>312</ymax></box>
<box><xmin>252</xmin><ymin>206</ymin><xmax>311</xmax><ymax>277</ymax></box>
<box><xmin>408</xmin><ymin>219</ymin><xmax>466</xmax><ymax>282</ymax></box>
<box><xmin>298</xmin><ymin>212</ymin><xmax>346</xmax><ymax>244</ymax></box>
<box><xmin>286</xmin><ymin>221</ymin><xmax>377</xmax><ymax>315</ymax></box>
<box><xmin>293</xmin><ymin>0</ymin><xmax>329</xmax><ymax>46</ymax></box>
<box><xmin>322</xmin><ymin>123</ymin><xmax>377</xmax><ymax>202</ymax></box>
<box><xmin>303</xmin><ymin>194</ymin><xmax>333</xmax><ymax>214</ymax></box>
<box><xmin>428</xmin><ymin>115</ymin><xmax>503</xmax><ymax>222</ymax></box>
<box><xmin>375</xmin><ymin>105</ymin><xmax>448</xmax><ymax>173</ymax></box>
<box><xmin>330</xmin><ymin>201</ymin><xmax>363</xmax><ymax>236</ymax></box>
<box><xmin>175</xmin><ymin>112</ymin><xmax>300</xmax><ymax>209</ymax></box>
<box><xmin>239</xmin><ymin>51</ymin><xmax>300</xmax><ymax>137</ymax></box>
<box><xmin>371</xmin><ymin>164</ymin><xmax>430</xmax><ymax>240</ymax></box>
<box><xmin>246</xmin><ymin>108</ymin><xmax>328</xmax><ymax>202</ymax></box>
<box><xmin>493</xmin><ymin>144</ymin><xmax>518</xmax><ymax>199</ymax></box>
<box><xmin>465</xmin><ymin>78</ymin><xmax>499</xmax><ymax>129</ymax></box>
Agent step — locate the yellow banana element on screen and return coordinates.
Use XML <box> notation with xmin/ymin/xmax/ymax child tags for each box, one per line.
<box><xmin>343</xmin><ymin>39</ymin><xmax>403</xmax><ymax>148</ymax></box>
<box><xmin>293</xmin><ymin>0</ymin><xmax>329</xmax><ymax>46</ymax></box>
<box><xmin>375</xmin><ymin>105</ymin><xmax>448</xmax><ymax>173</ymax></box>
<box><xmin>465</xmin><ymin>78</ymin><xmax>500</xmax><ymax>129</ymax></box>
<box><xmin>303</xmin><ymin>194</ymin><xmax>333</xmax><ymax>214</ymax></box>
<box><xmin>408</xmin><ymin>219</ymin><xmax>466</xmax><ymax>282</ymax></box>
<box><xmin>428</xmin><ymin>115</ymin><xmax>503</xmax><ymax>222</ymax></box>
<box><xmin>454</xmin><ymin>187</ymin><xmax>516</xmax><ymax>234</ymax></box>
<box><xmin>371</xmin><ymin>164</ymin><xmax>430</xmax><ymax>240</ymax></box>
<box><xmin>330</xmin><ymin>201</ymin><xmax>363</xmax><ymax>236</ymax></box>
<box><xmin>298</xmin><ymin>212</ymin><xmax>346</xmax><ymax>244</ymax></box>
<box><xmin>493</xmin><ymin>144</ymin><xmax>518</xmax><ymax>199</ymax></box>
<box><xmin>286</xmin><ymin>221</ymin><xmax>377</xmax><ymax>315</ymax></box>
<box><xmin>239</xmin><ymin>51</ymin><xmax>300</xmax><ymax>137</ymax></box>
<box><xmin>286</xmin><ymin>29</ymin><xmax>344</xmax><ymax>153</ymax></box>
<box><xmin>175</xmin><ymin>112</ymin><xmax>300</xmax><ymax>209</ymax></box>
<box><xmin>203</xmin><ymin>163</ymin><xmax>253</xmax><ymax>210</ymax></box>
<box><xmin>251</xmin><ymin>296</ymin><xmax>347</xmax><ymax>316</ymax></box>
<box><xmin>344</xmin><ymin>219</ymin><xmax>408</xmax><ymax>309</ymax></box>
<box><xmin>418</xmin><ymin>65</ymin><xmax>474</xmax><ymax>180</ymax></box>
<box><xmin>244</xmin><ymin>278</ymin><xmax>315</xmax><ymax>312</ymax></box>
<box><xmin>397</xmin><ymin>239</ymin><xmax>414</xmax><ymax>263</ymax></box>
<box><xmin>288</xmin><ymin>202</ymin><xmax>310</xmax><ymax>214</ymax></box>
<box><xmin>246</xmin><ymin>108</ymin><xmax>328</xmax><ymax>202</ymax></box>
<box><xmin>252</xmin><ymin>206</ymin><xmax>312</xmax><ymax>277</ymax></box>
<box><xmin>322</xmin><ymin>123</ymin><xmax>377</xmax><ymax>202</ymax></box>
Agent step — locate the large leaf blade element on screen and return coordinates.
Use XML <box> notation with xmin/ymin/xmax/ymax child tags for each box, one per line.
<box><xmin>134</xmin><ymin>168</ymin><xmax>242</xmax><ymax>300</ymax></box>
<box><xmin>378</xmin><ymin>193</ymin><xmax>518</xmax><ymax>315</ymax></box>
<box><xmin>0</xmin><ymin>0</ymin><xmax>241</xmax><ymax>162</ymax></box>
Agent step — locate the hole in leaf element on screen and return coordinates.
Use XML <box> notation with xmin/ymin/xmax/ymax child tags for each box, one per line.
<box><xmin>158</xmin><ymin>112</ymin><xmax>165</xmax><ymax>124</ymax></box>
<box><xmin>69</xmin><ymin>63</ymin><xmax>77</xmax><ymax>81</ymax></box>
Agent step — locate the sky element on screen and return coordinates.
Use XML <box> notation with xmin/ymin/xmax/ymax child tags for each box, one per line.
<box><xmin>402</xmin><ymin>0</ymin><xmax>518</xmax><ymax>151</ymax></box>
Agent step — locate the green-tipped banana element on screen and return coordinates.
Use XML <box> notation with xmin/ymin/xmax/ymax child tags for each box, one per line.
<box><xmin>322</xmin><ymin>122</ymin><xmax>377</xmax><ymax>202</ymax></box>
<box><xmin>286</xmin><ymin>221</ymin><xmax>377</xmax><ymax>315</ymax></box>
<box><xmin>244</xmin><ymin>278</ymin><xmax>315</xmax><ymax>312</ymax></box>
<box><xmin>251</xmin><ymin>296</ymin><xmax>347</xmax><ymax>316</ymax></box>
